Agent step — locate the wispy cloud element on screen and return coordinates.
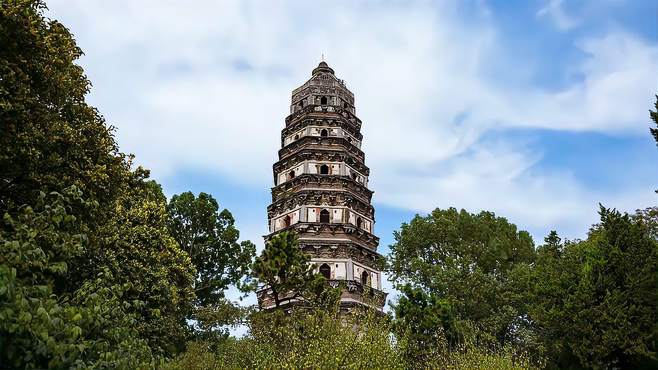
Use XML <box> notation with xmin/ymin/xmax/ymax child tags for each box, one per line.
<box><xmin>537</xmin><ymin>0</ymin><xmax>578</xmax><ymax>30</ymax></box>
<box><xmin>46</xmin><ymin>0</ymin><xmax>657</xmax><ymax>243</ymax></box>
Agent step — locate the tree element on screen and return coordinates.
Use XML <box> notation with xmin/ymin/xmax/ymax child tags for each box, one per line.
<box><xmin>166</xmin><ymin>191</ymin><xmax>255</xmax><ymax>340</ymax></box>
<box><xmin>167</xmin><ymin>192</ymin><xmax>255</xmax><ymax>307</ymax></box>
<box><xmin>0</xmin><ymin>188</ymin><xmax>154</xmax><ymax>368</ymax></box>
<box><xmin>530</xmin><ymin>207</ymin><xmax>658</xmax><ymax>369</ymax></box>
<box><xmin>0</xmin><ymin>0</ymin><xmax>131</xmax><ymax>218</ymax></box>
<box><xmin>388</xmin><ymin>208</ymin><xmax>536</xmax><ymax>349</ymax></box>
<box><xmin>251</xmin><ymin>231</ymin><xmax>334</xmax><ymax>309</ymax></box>
<box><xmin>89</xmin><ymin>178</ymin><xmax>196</xmax><ymax>356</ymax></box>
<box><xmin>633</xmin><ymin>206</ymin><xmax>658</xmax><ymax>240</ymax></box>
<box><xmin>0</xmin><ymin>0</ymin><xmax>196</xmax><ymax>364</ymax></box>
<box><xmin>393</xmin><ymin>284</ymin><xmax>458</xmax><ymax>363</ymax></box>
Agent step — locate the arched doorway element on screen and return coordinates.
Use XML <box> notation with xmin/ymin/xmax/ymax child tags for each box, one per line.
<box><xmin>320</xmin><ymin>129</ymin><xmax>328</xmax><ymax>137</ymax></box>
<box><xmin>361</xmin><ymin>270</ymin><xmax>369</xmax><ymax>286</ymax></box>
<box><xmin>356</xmin><ymin>217</ymin><xmax>363</xmax><ymax>229</ymax></box>
<box><xmin>287</xmin><ymin>170</ymin><xmax>295</xmax><ymax>181</ymax></box>
<box><xmin>320</xmin><ymin>96</ymin><xmax>328</xmax><ymax>105</ymax></box>
<box><xmin>319</xmin><ymin>209</ymin><xmax>330</xmax><ymax>223</ymax></box>
<box><xmin>283</xmin><ymin>215</ymin><xmax>291</xmax><ymax>228</ymax></box>
<box><xmin>319</xmin><ymin>263</ymin><xmax>331</xmax><ymax>279</ymax></box>
<box><xmin>320</xmin><ymin>164</ymin><xmax>329</xmax><ymax>175</ymax></box>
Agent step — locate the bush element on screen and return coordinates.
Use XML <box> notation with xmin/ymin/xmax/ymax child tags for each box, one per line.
<box><xmin>166</xmin><ymin>306</ymin><xmax>535</xmax><ymax>370</ymax></box>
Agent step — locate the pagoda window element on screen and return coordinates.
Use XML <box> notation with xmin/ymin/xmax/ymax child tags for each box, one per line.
<box><xmin>320</xmin><ymin>164</ymin><xmax>329</xmax><ymax>175</ymax></box>
<box><xmin>319</xmin><ymin>209</ymin><xmax>330</xmax><ymax>223</ymax></box>
<box><xmin>320</xmin><ymin>129</ymin><xmax>328</xmax><ymax>137</ymax></box>
<box><xmin>320</xmin><ymin>96</ymin><xmax>328</xmax><ymax>105</ymax></box>
<box><xmin>356</xmin><ymin>217</ymin><xmax>363</xmax><ymax>229</ymax></box>
<box><xmin>351</xmin><ymin>172</ymin><xmax>358</xmax><ymax>181</ymax></box>
<box><xmin>287</xmin><ymin>170</ymin><xmax>295</xmax><ymax>180</ymax></box>
<box><xmin>320</xmin><ymin>263</ymin><xmax>331</xmax><ymax>279</ymax></box>
<box><xmin>343</xmin><ymin>102</ymin><xmax>348</xmax><ymax>109</ymax></box>
<box><xmin>294</xmin><ymin>134</ymin><xmax>299</xmax><ymax>140</ymax></box>
<box><xmin>361</xmin><ymin>270</ymin><xmax>369</xmax><ymax>285</ymax></box>
<box><xmin>283</xmin><ymin>215</ymin><xmax>291</xmax><ymax>228</ymax></box>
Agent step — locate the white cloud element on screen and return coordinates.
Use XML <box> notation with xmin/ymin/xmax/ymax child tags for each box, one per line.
<box><xmin>46</xmin><ymin>0</ymin><xmax>657</xmax><ymax>244</ymax></box>
<box><xmin>537</xmin><ymin>0</ymin><xmax>578</xmax><ymax>30</ymax></box>
<box><xmin>372</xmin><ymin>139</ymin><xmax>655</xmax><ymax>241</ymax></box>
<box><xmin>506</xmin><ymin>32</ymin><xmax>658</xmax><ymax>133</ymax></box>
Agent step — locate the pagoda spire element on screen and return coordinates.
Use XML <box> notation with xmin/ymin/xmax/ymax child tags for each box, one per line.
<box><xmin>258</xmin><ymin>61</ymin><xmax>386</xmax><ymax>311</ymax></box>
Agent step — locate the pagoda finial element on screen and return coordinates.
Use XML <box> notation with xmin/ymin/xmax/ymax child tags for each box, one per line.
<box><xmin>312</xmin><ymin>57</ymin><xmax>334</xmax><ymax>76</ymax></box>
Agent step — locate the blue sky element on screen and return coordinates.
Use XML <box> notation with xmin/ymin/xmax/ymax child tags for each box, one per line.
<box><xmin>47</xmin><ymin>0</ymin><xmax>657</xmax><ymax>306</ymax></box>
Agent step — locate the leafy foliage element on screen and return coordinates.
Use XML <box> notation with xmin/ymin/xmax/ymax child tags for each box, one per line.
<box><xmin>390</xmin><ymin>206</ymin><xmax>658</xmax><ymax>369</ymax></box>
<box><xmin>0</xmin><ymin>0</ymin><xmax>197</xmax><ymax>365</ymax></box>
<box><xmin>530</xmin><ymin>207</ymin><xmax>658</xmax><ymax>369</ymax></box>
<box><xmin>167</xmin><ymin>192</ymin><xmax>255</xmax><ymax>306</ymax></box>
<box><xmin>90</xmin><ymin>180</ymin><xmax>196</xmax><ymax>356</ymax></box>
<box><xmin>393</xmin><ymin>284</ymin><xmax>459</xmax><ymax>363</ymax></box>
<box><xmin>634</xmin><ymin>207</ymin><xmax>658</xmax><ymax>240</ymax></box>
<box><xmin>0</xmin><ymin>0</ymin><xmax>131</xmax><ymax>218</ymax></box>
<box><xmin>166</xmin><ymin>306</ymin><xmax>534</xmax><ymax>370</ymax></box>
<box><xmin>251</xmin><ymin>231</ymin><xmax>338</xmax><ymax>309</ymax></box>
<box><xmin>166</xmin><ymin>191</ymin><xmax>255</xmax><ymax>341</ymax></box>
<box><xmin>167</xmin><ymin>308</ymin><xmax>402</xmax><ymax>369</ymax></box>
<box><xmin>388</xmin><ymin>208</ymin><xmax>536</xmax><ymax>351</ymax></box>
<box><xmin>0</xmin><ymin>189</ymin><xmax>155</xmax><ymax>369</ymax></box>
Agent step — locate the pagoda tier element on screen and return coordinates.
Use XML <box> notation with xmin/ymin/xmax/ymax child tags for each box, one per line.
<box><xmin>260</xmin><ymin>61</ymin><xmax>386</xmax><ymax>311</ymax></box>
<box><xmin>282</xmin><ymin>111</ymin><xmax>363</xmax><ymax>143</ymax></box>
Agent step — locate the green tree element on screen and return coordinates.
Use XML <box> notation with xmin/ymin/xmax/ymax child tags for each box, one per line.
<box><xmin>251</xmin><ymin>231</ymin><xmax>336</xmax><ymax>309</ymax></box>
<box><xmin>0</xmin><ymin>188</ymin><xmax>155</xmax><ymax>368</ymax></box>
<box><xmin>634</xmin><ymin>207</ymin><xmax>658</xmax><ymax>240</ymax></box>
<box><xmin>89</xmin><ymin>178</ymin><xmax>196</xmax><ymax>356</ymax></box>
<box><xmin>0</xmin><ymin>0</ymin><xmax>131</xmax><ymax>217</ymax></box>
<box><xmin>530</xmin><ymin>207</ymin><xmax>658</xmax><ymax>369</ymax></box>
<box><xmin>167</xmin><ymin>192</ymin><xmax>255</xmax><ymax>306</ymax></box>
<box><xmin>0</xmin><ymin>0</ymin><xmax>196</xmax><ymax>364</ymax></box>
<box><xmin>388</xmin><ymin>208</ymin><xmax>536</xmax><ymax>350</ymax></box>
<box><xmin>166</xmin><ymin>191</ymin><xmax>255</xmax><ymax>340</ymax></box>
<box><xmin>393</xmin><ymin>284</ymin><xmax>458</xmax><ymax>363</ymax></box>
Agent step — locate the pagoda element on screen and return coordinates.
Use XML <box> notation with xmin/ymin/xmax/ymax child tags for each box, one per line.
<box><xmin>258</xmin><ymin>61</ymin><xmax>386</xmax><ymax>311</ymax></box>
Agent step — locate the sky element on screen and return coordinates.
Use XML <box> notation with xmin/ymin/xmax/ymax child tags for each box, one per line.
<box><xmin>46</xmin><ymin>0</ymin><xmax>657</xmax><ymax>309</ymax></box>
